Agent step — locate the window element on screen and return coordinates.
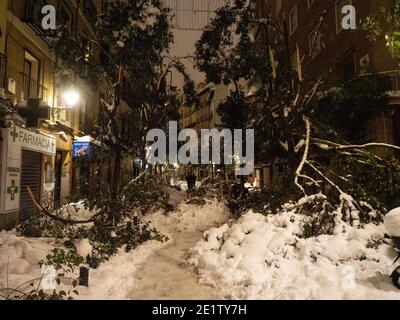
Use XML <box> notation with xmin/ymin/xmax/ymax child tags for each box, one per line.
<box><xmin>22</xmin><ymin>50</ymin><xmax>41</xmax><ymax>100</ymax></box>
<box><xmin>289</xmin><ymin>4</ymin><xmax>298</xmax><ymax>35</ymax></box>
<box><xmin>24</xmin><ymin>51</ymin><xmax>40</xmax><ymax>82</ymax></box>
<box><xmin>359</xmin><ymin>54</ymin><xmax>370</xmax><ymax>74</ymax></box>
<box><xmin>308</xmin><ymin>24</ymin><xmax>324</xmax><ymax>59</ymax></box>
<box><xmin>24</xmin><ymin>0</ymin><xmax>46</xmax><ymax>25</ymax></box>
<box><xmin>335</xmin><ymin>0</ymin><xmax>352</xmax><ymax>34</ymax></box>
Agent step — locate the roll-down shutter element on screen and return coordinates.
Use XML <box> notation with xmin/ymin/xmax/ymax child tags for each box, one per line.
<box><xmin>20</xmin><ymin>150</ymin><xmax>42</xmax><ymax>219</ymax></box>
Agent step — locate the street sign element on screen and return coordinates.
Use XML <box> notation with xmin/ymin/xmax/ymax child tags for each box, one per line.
<box><xmin>72</xmin><ymin>141</ymin><xmax>90</xmax><ymax>158</ymax></box>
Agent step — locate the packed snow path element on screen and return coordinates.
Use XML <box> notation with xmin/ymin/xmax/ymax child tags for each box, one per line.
<box><xmin>127</xmin><ymin>230</ymin><xmax>217</xmax><ymax>300</ymax></box>
<box><xmin>126</xmin><ymin>199</ymin><xmax>229</xmax><ymax>300</ymax></box>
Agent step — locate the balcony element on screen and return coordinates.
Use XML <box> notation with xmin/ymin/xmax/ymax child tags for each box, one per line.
<box><xmin>21</xmin><ymin>73</ymin><xmax>49</xmax><ymax>103</ymax></box>
<box><xmin>388</xmin><ymin>72</ymin><xmax>400</xmax><ymax>94</ymax></box>
<box><xmin>0</xmin><ymin>53</ymin><xmax>6</xmax><ymax>90</ymax></box>
<box><xmin>360</xmin><ymin>70</ymin><xmax>400</xmax><ymax>103</ymax></box>
<box><xmin>23</xmin><ymin>0</ymin><xmax>53</xmax><ymax>47</ymax></box>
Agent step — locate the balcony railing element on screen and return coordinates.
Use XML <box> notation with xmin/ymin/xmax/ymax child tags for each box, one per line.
<box><xmin>360</xmin><ymin>70</ymin><xmax>400</xmax><ymax>97</ymax></box>
<box><xmin>0</xmin><ymin>53</ymin><xmax>6</xmax><ymax>90</ymax></box>
<box><xmin>21</xmin><ymin>73</ymin><xmax>49</xmax><ymax>103</ymax></box>
<box><xmin>389</xmin><ymin>72</ymin><xmax>400</xmax><ymax>94</ymax></box>
<box><xmin>23</xmin><ymin>0</ymin><xmax>53</xmax><ymax>46</ymax></box>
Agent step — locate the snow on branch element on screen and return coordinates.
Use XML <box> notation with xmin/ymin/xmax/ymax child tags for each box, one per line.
<box><xmin>310</xmin><ymin>137</ymin><xmax>400</xmax><ymax>153</ymax></box>
<box><xmin>294</xmin><ymin>116</ymin><xmax>312</xmax><ymax>195</ymax></box>
<box><xmin>333</xmin><ymin>142</ymin><xmax>400</xmax><ymax>152</ymax></box>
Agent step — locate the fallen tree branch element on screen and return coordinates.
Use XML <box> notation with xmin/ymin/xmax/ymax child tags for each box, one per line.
<box><xmin>27</xmin><ymin>186</ymin><xmax>102</xmax><ymax>224</ymax></box>
<box><xmin>123</xmin><ymin>171</ymin><xmax>146</xmax><ymax>192</ymax></box>
<box><xmin>305</xmin><ymin>161</ymin><xmax>344</xmax><ymax>195</ymax></box>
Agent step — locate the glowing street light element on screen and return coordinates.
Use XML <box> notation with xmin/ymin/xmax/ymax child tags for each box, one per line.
<box><xmin>63</xmin><ymin>89</ymin><xmax>80</xmax><ymax>108</ymax></box>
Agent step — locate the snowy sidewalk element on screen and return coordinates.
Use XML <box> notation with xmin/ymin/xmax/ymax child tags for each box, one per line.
<box><xmin>127</xmin><ymin>230</ymin><xmax>217</xmax><ymax>300</ymax></box>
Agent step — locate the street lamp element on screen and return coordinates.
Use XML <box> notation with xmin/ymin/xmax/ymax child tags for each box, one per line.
<box><xmin>63</xmin><ymin>89</ymin><xmax>80</xmax><ymax>108</ymax></box>
<box><xmin>51</xmin><ymin>88</ymin><xmax>80</xmax><ymax>122</ymax></box>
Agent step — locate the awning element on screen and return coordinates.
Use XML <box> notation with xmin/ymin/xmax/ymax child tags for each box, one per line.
<box><xmin>74</xmin><ymin>135</ymin><xmax>102</xmax><ymax>146</ymax></box>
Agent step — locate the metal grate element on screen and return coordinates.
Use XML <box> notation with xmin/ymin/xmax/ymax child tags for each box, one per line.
<box><xmin>20</xmin><ymin>150</ymin><xmax>42</xmax><ymax>220</ymax></box>
<box><xmin>164</xmin><ymin>0</ymin><xmax>226</xmax><ymax>30</ymax></box>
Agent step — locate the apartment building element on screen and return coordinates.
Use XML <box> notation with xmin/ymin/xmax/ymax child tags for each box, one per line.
<box><xmin>0</xmin><ymin>0</ymin><xmax>103</xmax><ymax>229</ymax></box>
<box><xmin>253</xmin><ymin>0</ymin><xmax>400</xmax><ymax>187</ymax></box>
<box><xmin>258</xmin><ymin>0</ymin><xmax>399</xmax><ymax>143</ymax></box>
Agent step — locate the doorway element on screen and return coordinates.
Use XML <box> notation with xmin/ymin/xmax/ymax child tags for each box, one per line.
<box><xmin>23</xmin><ymin>50</ymin><xmax>41</xmax><ymax>99</ymax></box>
<box><xmin>20</xmin><ymin>149</ymin><xmax>42</xmax><ymax>220</ymax></box>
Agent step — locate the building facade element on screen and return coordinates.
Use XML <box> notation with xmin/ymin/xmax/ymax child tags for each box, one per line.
<box><xmin>0</xmin><ymin>0</ymin><xmax>103</xmax><ymax>229</ymax></box>
<box><xmin>257</xmin><ymin>0</ymin><xmax>399</xmax><ymax>143</ymax></box>
<box><xmin>254</xmin><ymin>0</ymin><xmax>400</xmax><ymax>187</ymax></box>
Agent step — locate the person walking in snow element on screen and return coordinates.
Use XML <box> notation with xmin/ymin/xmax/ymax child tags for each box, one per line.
<box><xmin>227</xmin><ymin>178</ymin><xmax>248</xmax><ymax>215</ymax></box>
<box><xmin>186</xmin><ymin>170</ymin><xmax>197</xmax><ymax>200</ymax></box>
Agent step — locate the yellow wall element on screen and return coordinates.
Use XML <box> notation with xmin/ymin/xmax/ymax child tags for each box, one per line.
<box><xmin>0</xmin><ymin>0</ymin><xmax>6</xmax><ymax>54</ymax></box>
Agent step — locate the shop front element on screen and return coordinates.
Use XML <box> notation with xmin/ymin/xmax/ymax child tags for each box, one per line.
<box><xmin>0</xmin><ymin>125</ymin><xmax>56</xmax><ymax>229</ymax></box>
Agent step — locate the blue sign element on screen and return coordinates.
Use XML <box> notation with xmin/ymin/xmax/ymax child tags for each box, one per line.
<box><xmin>72</xmin><ymin>141</ymin><xmax>90</xmax><ymax>158</ymax></box>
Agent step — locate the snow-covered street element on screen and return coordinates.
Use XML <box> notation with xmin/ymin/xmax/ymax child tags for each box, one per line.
<box><xmin>78</xmin><ymin>197</ymin><xmax>229</xmax><ymax>300</ymax></box>
<box><xmin>1</xmin><ymin>191</ymin><xmax>400</xmax><ymax>300</ymax></box>
<box><xmin>124</xmin><ymin>199</ymin><xmax>228</xmax><ymax>300</ymax></box>
<box><xmin>126</xmin><ymin>230</ymin><xmax>216</xmax><ymax>300</ymax></box>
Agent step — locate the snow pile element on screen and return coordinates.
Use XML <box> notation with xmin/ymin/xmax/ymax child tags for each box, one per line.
<box><xmin>189</xmin><ymin>211</ymin><xmax>400</xmax><ymax>300</ymax></box>
<box><xmin>79</xmin><ymin>239</ymin><xmax>167</xmax><ymax>300</ymax></box>
<box><xmin>0</xmin><ymin>231</ymin><xmax>55</xmax><ymax>290</ymax></box>
<box><xmin>59</xmin><ymin>201</ymin><xmax>98</xmax><ymax>221</ymax></box>
<box><xmin>384</xmin><ymin>208</ymin><xmax>400</xmax><ymax>237</ymax></box>
<box><xmin>0</xmin><ymin>229</ymin><xmax>167</xmax><ymax>300</ymax></box>
<box><xmin>174</xmin><ymin>180</ymin><xmax>188</xmax><ymax>191</ymax></box>
<box><xmin>147</xmin><ymin>199</ymin><xmax>229</xmax><ymax>236</ymax></box>
<box><xmin>76</xmin><ymin>239</ymin><xmax>93</xmax><ymax>259</ymax></box>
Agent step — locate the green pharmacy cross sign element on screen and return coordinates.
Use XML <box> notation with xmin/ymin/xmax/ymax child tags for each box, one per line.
<box><xmin>7</xmin><ymin>180</ymin><xmax>19</xmax><ymax>201</ymax></box>
<box><xmin>10</xmin><ymin>126</ymin><xmax>18</xmax><ymax>142</ymax></box>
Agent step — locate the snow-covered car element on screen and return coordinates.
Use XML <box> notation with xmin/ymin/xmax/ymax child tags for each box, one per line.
<box><xmin>384</xmin><ymin>208</ymin><xmax>400</xmax><ymax>289</ymax></box>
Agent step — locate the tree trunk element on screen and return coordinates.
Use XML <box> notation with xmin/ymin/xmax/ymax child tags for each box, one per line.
<box><xmin>112</xmin><ymin>150</ymin><xmax>122</xmax><ymax>195</ymax></box>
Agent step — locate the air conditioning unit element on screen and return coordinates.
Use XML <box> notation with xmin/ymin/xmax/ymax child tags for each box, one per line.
<box><xmin>7</xmin><ymin>77</ymin><xmax>16</xmax><ymax>95</ymax></box>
